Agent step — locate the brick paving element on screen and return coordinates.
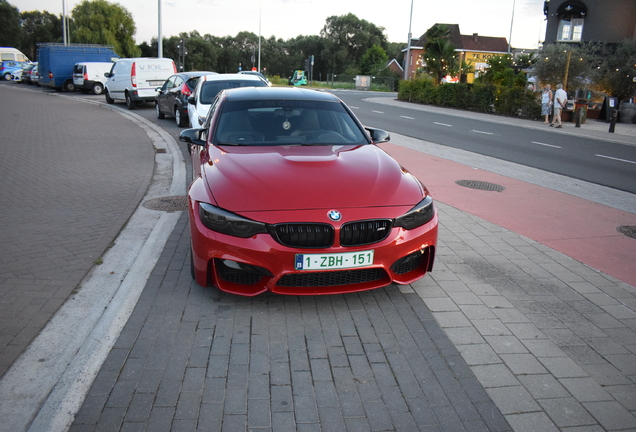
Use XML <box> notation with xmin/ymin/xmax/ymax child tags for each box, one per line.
<box><xmin>70</xmin><ymin>213</ymin><xmax>511</xmax><ymax>432</ymax></box>
<box><xmin>0</xmin><ymin>84</ymin><xmax>155</xmax><ymax>378</ymax></box>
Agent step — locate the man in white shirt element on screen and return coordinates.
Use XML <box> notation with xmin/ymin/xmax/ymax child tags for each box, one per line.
<box><xmin>550</xmin><ymin>83</ymin><xmax>568</xmax><ymax>128</ymax></box>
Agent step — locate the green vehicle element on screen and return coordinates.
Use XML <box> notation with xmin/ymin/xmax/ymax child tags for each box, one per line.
<box><xmin>289</xmin><ymin>70</ymin><xmax>307</xmax><ymax>86</ymax></box>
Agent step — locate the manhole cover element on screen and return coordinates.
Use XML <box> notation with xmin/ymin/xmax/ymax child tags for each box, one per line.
<box><xmin>617</xmin><ymin>225</ymin><xmax>636</xmax><ymax>239</ymax></box>
<box><xmin>455</xmin><ymin>180</ymin><xmax>505</xmax><ymax>192</ymax></box>
<box><xmin>143</xmin><ymin>196</ymin><xmax>188</xmax><ymax>212</ymax></box>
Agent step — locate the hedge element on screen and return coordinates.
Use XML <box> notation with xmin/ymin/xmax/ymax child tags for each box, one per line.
<box><xmin>398</xmin><ymin>78</ymin><xmax>541</xmax><ymax>119</ymax></box>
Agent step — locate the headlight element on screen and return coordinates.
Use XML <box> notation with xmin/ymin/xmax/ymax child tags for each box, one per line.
<box><xmin>394</xmin><ymin>196</ymin><xmax>435</xmax><ymax>230</ymax></box>
<box><xmin>199</xmin><ymin>202</ymin><xmax>268</xmax><ymax>238</ymax></box>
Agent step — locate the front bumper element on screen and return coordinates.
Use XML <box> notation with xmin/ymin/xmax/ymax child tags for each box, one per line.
<box><xmin>189</xmin><ymin>200</ymin><xmax>438</xmax><ymax>296</ymax></box>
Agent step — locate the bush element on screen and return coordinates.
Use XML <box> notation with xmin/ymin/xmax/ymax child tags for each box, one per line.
<box><xmin>397</xmin><ymin>79</ymin><xmax>540</xmax><ymax>119</ymax></box>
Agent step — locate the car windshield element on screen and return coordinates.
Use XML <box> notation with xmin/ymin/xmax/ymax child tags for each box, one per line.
<box><xmin>213</xmin><ymin>99</ymin><xmax>369</xmax><ymax>146</ymax></box>
<box><xmin>199</xmin><ymin>80</ymin><xmax>268</xmax><ymax>104</ymax></box>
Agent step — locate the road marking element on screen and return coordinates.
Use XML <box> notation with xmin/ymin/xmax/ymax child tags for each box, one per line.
<box><xmin>531</xmin><ymin>141</ymin><xmax>562</xmax><ymax>148</ymax></box>
<box><xmin>596</xmin><ymin>154</ymin><xmax>636</xmax><ymax>165</ymax></box>
<box><xmin>372</xmin><ymin>110</ymin><xmax>384</xmax><ymax>114</ymax></box>
<box><xmin>349</xmin><ymin>106</ymin><xmax>359</xmax><ymax>109</ymax></box>
<box><xmin>472</xmin><ymin>129</ymin><xmax>494</xmax><ymax>135</ymax></box>
<box><xmin>434</xmin><ymin>122</ymin><xmax>453</xmax><ymax>127</ymax></box>
<box><xmin>400</xmin><ymin>115</ymin><xmax>415</xmax><ymax>120</ymax></box>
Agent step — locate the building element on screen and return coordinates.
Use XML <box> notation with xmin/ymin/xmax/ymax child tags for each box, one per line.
<box><xmin>543</xmin><ymin>0</ymin><xmax>636</xmax><ymax>44</ymax></box>
<box><xmin>403</xmin><ymin>24</ymin><xmax>509</xmax><ymax>83</ymax></box>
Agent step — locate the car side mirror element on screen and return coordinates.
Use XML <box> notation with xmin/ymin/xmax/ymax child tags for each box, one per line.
<box><xmin>104</xmin><ymin>72</ymin><xmax>112</xmax><ymax>78</ymax></box>
<box><xmin>188</xmin><ymin>96</ymin><xmax>196</xmax><ymax>104</ymax></box>
<box><xmin>365</xmin><ymin>128</ymin><xmax>390</xmax><ymax>144</ymax></box>
<box><xmin>179</xmin><ymin>128</ymin><xmax>206</xmax><ymax>147</ymax></box>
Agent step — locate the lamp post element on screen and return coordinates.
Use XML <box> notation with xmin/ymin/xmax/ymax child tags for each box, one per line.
<box><xmin>258</xmin><ymin>0</ymin><xmax>261</xmax><ymax>72</ymax></box>
<box><xmin>158</xmin><ymin>0</ymin><xmax>163</xmax><ymax>57</ymax></box>
<box><xmin>508</xmin><ymin>0</ymin><xmax>516</xmax><ymax>54</ymax></box>
<box><xmin>403</xmin><ymin>0</ymin><xmax>414</xmax><ymax>80</ymax></box>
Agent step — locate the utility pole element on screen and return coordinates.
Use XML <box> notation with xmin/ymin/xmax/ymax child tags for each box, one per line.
<box><xmin>563</xmin><ymin>49</ymin><xmax>572</xmax><ymax>89</ymax></box>
<box><xmin>403</xmin><ymin>0</ymin><xmax>414</xmax><ymax>80</ymax></box>
<box><xmin>158</xmin><ymin>0</ymin><xmax>163</xmax><ymax>57</ymax></box>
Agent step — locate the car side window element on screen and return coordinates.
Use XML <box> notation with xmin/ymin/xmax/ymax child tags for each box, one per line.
<box><xmin>172</xmin><ymin>76</ymin><xmax>184</xmax><ymax>90</ymax></box>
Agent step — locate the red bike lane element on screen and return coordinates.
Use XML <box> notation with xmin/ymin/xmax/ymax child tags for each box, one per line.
<box><xmin>380</xmin><ymin>142</ymin><xmax>636</xmax><ymax>288</ymax></box>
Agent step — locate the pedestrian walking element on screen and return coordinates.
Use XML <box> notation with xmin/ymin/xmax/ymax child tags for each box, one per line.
<box><xmin>550</xmin><ymin>83</ymin><xmax>567</xmax><ymax>128</ymax></box>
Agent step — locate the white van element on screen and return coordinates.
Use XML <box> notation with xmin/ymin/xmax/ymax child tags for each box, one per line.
<box><xmin>104</xmin><ymin>57</ymin><xmax>176</xmax><ymax>109</ymax></box>
<box><xmin>73</xmin><ymin>62</ymin><xmax>114</xmax><ymax>95</ymax></box>
<box><xmin>0</xmin><ymin>47</ymin><xmax>29</xmax><ymax>62</ymax></box>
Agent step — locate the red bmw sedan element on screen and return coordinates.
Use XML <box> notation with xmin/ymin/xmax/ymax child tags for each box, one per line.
<box><xmin>179</xmin><ymin>87</ymin><xmax>438</xmax><ymax>296</ymax></box>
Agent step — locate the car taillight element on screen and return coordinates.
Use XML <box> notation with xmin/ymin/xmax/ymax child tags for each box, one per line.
<box><xmin>48</xmin><ymin>71</ymin><xmax>53</xmax><ymax>79</ymax></box>
<box><xmin>181</xmin><ymin>83</ymin><xmax>192</xmax><ymax>96</ymax></box>
<box><xmin>131</xmin><ymin>62</ymin><xmax>137</xmax><ymax>88</ymax></box>
<box><xmin>84</xmin><ymin>72</ymin><xmax>89</xmax><ymax>80</ymax></box>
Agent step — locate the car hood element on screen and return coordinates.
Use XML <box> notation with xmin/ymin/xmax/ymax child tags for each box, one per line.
<box><xmin>203</xmin><ymin>144</ymin><xmax>424</xmax><ymax>212</ymax></box>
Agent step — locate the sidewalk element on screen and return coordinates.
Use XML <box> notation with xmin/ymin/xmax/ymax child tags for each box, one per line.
<box><xmin>68</xmin><ymin>99</ymin><xmax>635</xmax><ymax>431</ymax></box>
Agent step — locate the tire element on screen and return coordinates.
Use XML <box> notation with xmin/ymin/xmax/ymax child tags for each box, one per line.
<box><xmin>92</xmin><ymin>83</ymin><xmax>104</xmax><ymax>95</ymax></box>
<box><xmin>125</xmin><ymin>92</ymin><xmax>135</xmax><ymax>110</ymax></box>
<box><xmin>175</xmin><ymin>107</ymin><xmax>187</xmax><ymax>127</ymax></box>
<box><xmin>156</xmin><ymin>102</ymin><xmax>165</xmax><ymax>119</ymax></box>
<box><xmin>63</xmin><ymin>80</ymin><xmax>75</xmax><ymax>92</ymax></box>
<box><xmin>105</xmin><ymin>90</ymin><xmax>114</xmax><ymax>104</ymax></box>
<box><xmin>3</xmin><ymin>73</ymin><xmax>12</xmax><ymax>81</ymax></box>
<box><xmin>190</xmin><ymin>250</ymin><xmax>196</xmax><ymax>280</ymax></box>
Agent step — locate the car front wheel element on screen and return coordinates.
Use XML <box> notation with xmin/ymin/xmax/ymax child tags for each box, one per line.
<box><xmin>3</xmin><ymin>73</ymin><xmax>12</xmax><ymax>81</ymax></box>
<box><xmin>105</xmin><ymin>90</ymin><xmax>114</xmax><ymax>104</ymax></box>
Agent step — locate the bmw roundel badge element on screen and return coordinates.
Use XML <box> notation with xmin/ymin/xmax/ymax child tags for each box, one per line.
<box><xmin>328</xmin><ymin>210</ymin><xmax>342</xmax><ymax>221</ymax></box>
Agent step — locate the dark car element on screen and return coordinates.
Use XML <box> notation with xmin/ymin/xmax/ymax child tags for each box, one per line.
<box><xmin>155</xmin><ymin>71</ymin><xmax>217</xmax><ymax>127</ymax></box>
<box><xmin>179</xmin><ymin>87</ymin><xmax>438</xmax><ymax>296</ymax></box>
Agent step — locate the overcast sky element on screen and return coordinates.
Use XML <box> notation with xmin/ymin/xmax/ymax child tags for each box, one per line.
<box><xmin>11</xmin><ymin>0</ymin><xmax>547</xmax><ymax>50</ymax></box>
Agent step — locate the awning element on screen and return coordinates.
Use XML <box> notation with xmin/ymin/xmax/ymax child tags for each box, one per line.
<box><xmin>557</xmin><ymin>0</ymin><xmax>587</xmax><ymax>17</ymax></box>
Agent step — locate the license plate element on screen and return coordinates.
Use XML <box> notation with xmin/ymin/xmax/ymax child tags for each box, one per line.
<box><xmin>148</xmin><ymin>80</ymin><xmax>164</xmax><ymax>86</ymax></box>
<box><xmin>295</xmin><ymin>250</ymin><xmax>374</xmax><ymax>270</ymax></box>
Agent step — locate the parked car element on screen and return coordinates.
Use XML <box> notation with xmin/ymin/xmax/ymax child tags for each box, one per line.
<box><xmin>0</xmin><ymin>47</ymin><xmax>29</xmax><ymax>62</ymax></box>
<box><xmin>31</xmin><ymin>64</ymin><xmax>40</xmax><ymax>85</ymax></box>
<box><xmin>0</xmin><ymin>60</ymin><xmax>29</xmax><ymax>81</ymax></box>
<box><xmin>155</xmin><ymin>71</ymin><xmax>217</xmax><ymax>127</ymax></box>
<box><xmin>104</xmin><ymin>57</ymin><xmax>176</xmax><ymax>109</ymax></box>
<box><xmin>238</xmin><ymin>70</ymin><xmax>271</xmax><ymax>86</ymax></box>
<box><xmin>179</xmin><ymin>87</ymin><xmax>438</xmax><ymax>296</ymax></box>
<box><xmin>186</xmin><ymin>74</ymin><xmax>268</xmax><ymax>129</ymax></box>
<box><xmin>73</xmin><ymin>62</ymin><xmax>114</xmax><ymax>94</ymax></box>
<box><xmin>20</xmin><ymin>62</ymin><xmax>37</xmax><ymax>84</ymax></box>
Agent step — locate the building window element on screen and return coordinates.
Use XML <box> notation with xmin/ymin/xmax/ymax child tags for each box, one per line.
<box><xmin>557</xmin><ymin>17</ymin><xmax>584</xmax><ymax>41</ymax></box>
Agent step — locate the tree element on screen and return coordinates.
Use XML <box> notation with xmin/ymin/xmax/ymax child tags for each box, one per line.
<box><xmin>20</xmin><ymin>11</ymin><xmax>62</xmax><ymax>59</ymax></box>
<box><xmin>420</xmin><ymin>24</ymin><xmax>457</xmax><ymax>83</ymax></box>
<box><xmin>591</xmin><ymin>39</ymin><xmax>636</xmax><ymax>101</ymax></box>
<box><xmin>320</xmin><ymin>13</ymin><xmax>387</xmax><ymax>74</ymax></box>
<box><xmin>0</xmin><ymin>0</ymin><xmax>21</xmax><ymax>48</ymax></box>
<box><xmin>423</xmin><ymin>38</ymin><xmax>457</xmax><ymax>83</ymax></box>
<box><xmin>358</xmin><ymin>45</ymin><xmax>388</xmax><ymax>75</ymax></box>
<box><xmin>532</xmin><ymin>43</ymin><xmax>594</xmax><ymax>91</ymax></box>
<box><xmin>71</xmin><ymin>0</ymin><xmax>140</xmax><ymax>57</ymax></box>
<box><xmin>479</xmin><ymin>55</ymin><xmax>526</xmax><ymax>87</ymax></box>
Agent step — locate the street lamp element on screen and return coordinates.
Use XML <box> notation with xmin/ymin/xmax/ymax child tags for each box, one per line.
<box><xmin>404</xmin><ymin>0</ymin><xmax>414</xmax><ymax>80</ymax></box>
<box><xmin>258</xmin><ymin>0</ymin><xmax>262</xmax><ymax>72</ymax></box>
<box><xmin>158</xmin><ymin>0</ymin><xmax>163</xmax><ymax>57</ymax></box>
<box><xmin>508</xmin><ymin>0</ymin><xmax>516</xmax><ymax>54</ymax></box>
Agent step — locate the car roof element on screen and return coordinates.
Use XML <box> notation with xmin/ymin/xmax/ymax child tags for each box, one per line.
<box><xmin>200</xmin><ymin>73</ymin><xmax>265</xmax><ymax>83</ymax></box>
<box><xmin>178</xmin><ymin>71</ymin><xmax>217</xmax><ymax>79</ymax></box>
<box><xmin>221</xmin><ymin>86</ymin><xmax>341</xmax><ymax>102</ymax></box>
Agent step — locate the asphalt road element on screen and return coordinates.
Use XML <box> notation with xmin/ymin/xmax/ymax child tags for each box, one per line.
<box><xmin>335</xmin><ymin>91</ymin><xmax>636</xmax><ymax>194</ymax></box>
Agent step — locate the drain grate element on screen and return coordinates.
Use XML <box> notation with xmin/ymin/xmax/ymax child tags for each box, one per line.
<box><xmin>617</xmin><ymin>225</ymin><xmax>636</xmax><ymax>240</ymax></box>
<box><xmin>455</xmin><ymin>180</ymin><xmax>505</xmax><ymax>192</ymax></box>
<box><xmin>143</xmin><ymin>196</ymin><xmax>188</xmax><ymax>212</ymax></box>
